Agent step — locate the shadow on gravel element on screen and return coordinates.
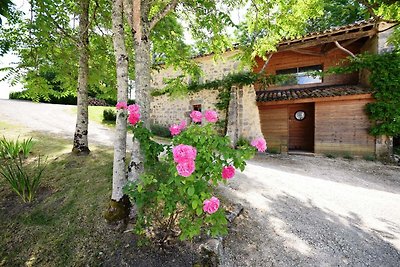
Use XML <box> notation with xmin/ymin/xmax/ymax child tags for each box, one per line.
<box><xmin>223</xmin><ymin>193</ymin><xmax>400</xmax><ymax>266</ymax></box>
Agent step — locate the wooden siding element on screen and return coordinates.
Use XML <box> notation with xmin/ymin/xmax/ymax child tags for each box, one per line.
<box><xmin>254</xmin><ymin>41</ymin><xmax>364</xmax><ymax>91</ymax></box>
<box><xmin>259</xmin><ymin>105</ymin><xmax>288</xmax><ymax>153</ymax></box>
<box><xmin>314</xmin><ymin>99</ymin><xmax>375</xmax><ymax>155</ymax></box>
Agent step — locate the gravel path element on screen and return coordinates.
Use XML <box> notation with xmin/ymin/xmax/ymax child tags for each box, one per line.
<box><xmin>220</xmin><ymin>155</ymin><xmax>400</xmax><ymax>266</ymax></box>
<box><xmin>0</xmin><ymin>99</ymin><xmax>131</xmax><ymax>148</ymax></box>
<box><xmin>1</xmin><ymin>100</ymin><xmax>400</xmax><ymax>266</ymax></box>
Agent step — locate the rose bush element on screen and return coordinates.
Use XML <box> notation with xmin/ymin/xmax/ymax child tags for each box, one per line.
<box><xmin>123</xmin><ymin>108</ymin><xmax>266</xmax><ymax>241</ymax></box>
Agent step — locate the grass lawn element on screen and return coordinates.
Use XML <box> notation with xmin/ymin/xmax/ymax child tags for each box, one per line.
<box><xmin>0</xmin><ymin>122</ymin><xmax>197</xmax><ymax>266</ymax></box>
<box><xmin>69</xmin><ymin>106</ymin><xmax>114</xmax><ymax>126</ymax></box>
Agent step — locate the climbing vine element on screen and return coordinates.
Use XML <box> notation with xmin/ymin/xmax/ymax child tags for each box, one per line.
<box><xmin>329</xmin><ymin>50</ymin><xmax>400</xmax><ymax>137</ymax></box>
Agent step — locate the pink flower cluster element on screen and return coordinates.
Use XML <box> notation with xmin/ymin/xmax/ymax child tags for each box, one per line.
<box><xmin>116</xmin><ymin>101</ymin><xmax>128</xmax><ymax>110</ymax></box>
<box><xmin>115</xmin><ymin>102</ymin><xmax>141</xmax><ymax>125</ymax></box>
<box><xmin>169</xmin><ymin>120</ymin><xmax>187</xmax><ymax>136</ymax></box>
<box><xmin>190</xmin><ymin>110</ymin><xmax>202</xmax><ymax>123</ymax></box>
<box><xmin>127</xmin><ymin>104</ymin><xmax>141</xmax><ymax>125</ymax></box>
<box><xmin>203</xmin><ymin>196</ymin><xmax>220</xmax><ymax>214</ymax></box>
<box><xmin>221</xmin><ymin>165</ymin><xmax>235</xmax><ymax>179</ymax></box>
<box><xmin>251</xmin><ymin>137</ymin><xmax>267</xmax><ymax>152</ymax></box>
<box><xmin>172</xmin><ymin>144</ymin><xmax>197</xmax><ymax>177</ymax></box>
<box><xmin>189</xmin><ymin>110</ymin><xmax>219</xmax><ymax>123</ymax></box>
<box><xmin>204</xmin><ymin>110</ymin><xmax>218</xmax><ymax>123</ymax></box>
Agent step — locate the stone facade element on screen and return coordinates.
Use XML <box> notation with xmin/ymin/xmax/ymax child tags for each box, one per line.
<box><xmin>149</xmin><ymin>89</ymin><xmax>224</xmax><ymax>126</ymax></box>
<box><xmin>150</xmin><ymin>50</ymin><xmax>264</xmax><ymax>143</ymax></box>
<box><xmin>226</xmin><ymin>85</ymin><xmax>264</xmax><ymax>144</ymax></box>
<box><xmin>151</xmin><ymin>50</ymin><xmax>243</xmax><ymax>88</ymax></box>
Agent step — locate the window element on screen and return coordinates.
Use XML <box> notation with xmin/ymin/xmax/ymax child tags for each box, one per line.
<box><xmin>193</xmin><ymin>104</ymin><xmax>202</xmax><ymax>112</ymax></box>
<box><xmin>276</xmin><ymin>65</ymin><xmax>322</xmax><ymax>86</ymax></box>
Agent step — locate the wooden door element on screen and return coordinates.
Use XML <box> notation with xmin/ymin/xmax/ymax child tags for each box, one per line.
<box><xmin>289</xmin><ymin>103</ymin><xmax>314</xmax><ymax>152</ymax></box>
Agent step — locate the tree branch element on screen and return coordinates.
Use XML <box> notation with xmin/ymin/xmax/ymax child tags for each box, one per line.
<box><xmin>149</xmin><ymin>0</ymin><xmax>178</xmax><ymax>31</ymax></box>
<box><xmin>334</xmin><ymin>41</ymin><xmax>355</xmax><ymax>58</ymax></box>
<box><xmin>357</xmin><ymin>0</ymin><xmax>381</xmax><ymax>20</ymax></box>
<box><xmin>258</xmin><ymin>54</ymin><xmax>272</xmax><ymax>74</ymax></box>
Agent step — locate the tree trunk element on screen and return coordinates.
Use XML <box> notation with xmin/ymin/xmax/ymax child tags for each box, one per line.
<box><xmin>127</xmin><ymin>36</ymin><xmax>150</xmax><ymax>181</ymax></box>
<box><xmin>72</xmin><ymin>0</ymin><xmax>90</xmax><ymax>155</ymax></box>
<box><xmin>111</xmin><ymin>0</ymin><xmax>129</xmax><ymax>201</ymax></box>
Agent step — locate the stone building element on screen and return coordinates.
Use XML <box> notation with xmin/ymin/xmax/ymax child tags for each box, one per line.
<box><xmin>150</xmin><ymin>20</ymin><xmax>396</xmax><ymax>158</ymax></box>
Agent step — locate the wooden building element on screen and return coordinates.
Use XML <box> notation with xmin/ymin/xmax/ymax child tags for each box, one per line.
<box><xmin>255</xmin><ymin>20</ymin><xmax>395</xmax><ymax>156</ymax></box>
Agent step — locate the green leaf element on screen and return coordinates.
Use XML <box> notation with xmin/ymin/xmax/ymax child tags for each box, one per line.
<box><xmin>187</xmin><ymin>185</ymin><xmax>195</xmax><ymax>196</ymax></box>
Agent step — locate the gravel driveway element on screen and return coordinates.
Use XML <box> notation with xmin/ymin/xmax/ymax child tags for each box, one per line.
<box><xmin>0</xmin><ymin>99</ymin><xmax>128</xmax><ymax>148</ymax></box>
<box><xmin>1</xmin><ymin>100</ymin><xmax>400</xmax><ymax>266</ymax></box>
<box><xmin>220</xmin><ymin>155</ymin><xmax>400</xmax><ymax>266</ymax></box>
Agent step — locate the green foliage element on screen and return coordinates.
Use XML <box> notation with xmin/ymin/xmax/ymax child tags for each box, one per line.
<box><xmin>325</xmin><ymin>153</ymin><xmax>336</xmax><ymax>159</ymax></box>
<box><xmin>342</xmin><ymin>152</ymin><xmax>354</xmax><ymax>160</ymax></box>
<box><xmin>236</xmin><ymin>136</ymin><xmax>250</xmax><ymax>148</ymax></box>
<box><xmin>0</xmin><ymin>136</ymin><xmax>35</xmax><ymax>159</ymax></box>
<box><xmin>124</xmin><ymin>121</ymin><xmax>255</xmax><ymax>241</ymax></box>
<box><xmin>102</xmin><ymin>109</ymin><xmax>117</xmax><ymax>122</ymax></box>
<box><xmin>0</xmin><ymin>0</ymin><xmax>119</xmax><ymax>101</ymax></box>
<box><xmin>0</xmin><ymin>156</ymin><xmax>46</xmax><ymax>203</ymax></box>
<box><xmin>363</xmin><ymin>154</ymin><xmax>376</xmax><ymax>161</ymax></box>
<box><xmin>150</xmin><ymin>124</ymin><xmax>172</xmax><ymax>138</ymax></box>
<box><xmin>330</xmin><ymin>51</ymin><xmax>400</xmax><ymax>136</ymax></box>
<box><xmin>306</xmin><ymin>0</ymin><xmax>369</xmax><ymax>32</ymax></box>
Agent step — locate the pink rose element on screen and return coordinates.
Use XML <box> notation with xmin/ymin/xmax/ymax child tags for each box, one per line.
<box><xmin>221</xmin><ymin>165</ymin><xmax>235</xmax><ymax>179</ymax></box>
<box><xmin>203</xmin><ymin>196</ymin><xmax>220</xmax><ymax>214</ymax></box>
<box><xmin>128</xmin><ymin>112</ymin><xmax>140</xmax><ymax>125</ymax></box>
<box><xmin>127</xmin><ymin>104</ymin><xmax>140</xmax><ymax>114</ymax></box>
<box><xmin>176</xmin><ymin>160</ymin><xmax>195</xmax><ymax>177</ymax></box>
<box><xmin>172</xmin><ymin>144</ymin><xmax>197</xmax><ymax>163</ymax></box>
<box><xmin>179</xmin><ymin>120</ymin><xmax>187</xmax><ymax>130</ymax></box>
<box><xmin>190</xmin><ymin>110</ymin><xmax>202</xmax><ymax>123</ymax></box>
<box><xmin>169</xmin><ymin>124</ymin><xmax>181</xmax><ymax>136</ymax></box>
<box><xmin>116</xmin><ymin>101</ymin><xmax>128</xmax><ymax>110</ymax></box>
<box><xmin>204</xmin><ymin>110</ymin><xmax>218</xmax><ymax>123</ymax></box>
<box><xmin>251</xmin><ymin>137</ymin><xmax>267</xmax><ymax>152</ymax></box>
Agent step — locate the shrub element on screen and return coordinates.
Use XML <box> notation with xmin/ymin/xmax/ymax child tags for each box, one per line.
<box><xmin>124</xmin><ymin>116</ymin><xmax>260</xmax><ymax>242</ymax></box>
<box><xmin>236</xmin><ymin>136</ymin><xmax>250</xmax><ymax>148</ymax></box>
<box><xmin>0</xmin><ymin>136</ymin><xmax>34</xmax><ymax>159</ymax></box>
<box><xmin>150</xmin><ymin>124</ymin><xmax>171</xmax><ymax>138</ymax></box>
<box><xmin>343</xmin><ymin>152</ymin><xmax>354</xmax><ymax>160</ymax></box>
<box><xmin>0</xmin><ymin>156</ymin><xmax>46</xmax><ymax>203</ymax></box>
<box><xmin>363</xmin><ymin>154</ymin><xmax>375</xmax><ymax>161</ymax></box>
<box><xmin>103</xmin><ymin>109</ymin><xmax>116</xmax><ymax>122</ymax></box>
<box><xmin>325</xmin><ymin>153</ymin><xmax>336</xmax><ymax>159</ymax></box>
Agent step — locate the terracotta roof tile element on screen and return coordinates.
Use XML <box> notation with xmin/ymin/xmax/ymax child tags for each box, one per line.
<box><xmin>256</xmin><ymin>85</ymin><xmax>371</xmax><ymax>102</ymax></box>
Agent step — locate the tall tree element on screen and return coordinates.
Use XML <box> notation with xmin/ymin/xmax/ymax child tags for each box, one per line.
<box><xmin>110</xmin><ymin>0</ymin><xmax>129</xmax><ymax>201</ymax></box>
<box><xmin>73</xmin><ymin>0</ymin><xmax>91</xmax><ymax>155</ymax></box>
<box><xmin>108</xmin><ymin>0</ymin><xmax>237</xmax><ymax>209</ymax></box>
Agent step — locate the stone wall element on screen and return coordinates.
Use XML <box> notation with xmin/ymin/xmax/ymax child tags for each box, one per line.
<box><xmin>151</xmin><ymin>50</ymin><xmax>243</xmax><ymax>89</ymax></box>
<box><xmin>226</xmin><ymin>85</ymin><xmax>264</xmax><ymax>144</ymax></box>
<box><xmin>150</xmin><ymin>89</ymin><xmax>225</xmax><ymax>127</ymax></box>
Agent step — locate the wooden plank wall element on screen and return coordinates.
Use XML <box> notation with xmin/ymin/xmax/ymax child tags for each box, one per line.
<box><xmin>254</xmin><ymin>42</ymin><xmax>362</xmax><ymax>90</ymax></box>
<box><xmin>259</xmin><ymin>105</ymin><xmax>288</xmax><ymax>152</ymax></box>
<box><xmin>314</xmin><ymin>99</ymin><xmax>375</xmax><ymax>155</ymax></box>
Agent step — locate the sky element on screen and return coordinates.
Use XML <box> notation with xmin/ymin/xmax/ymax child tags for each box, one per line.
<box><xmin>0</xmin><ymin>0</ymin><xmax>29</xmax><ymax>99</ymax></box>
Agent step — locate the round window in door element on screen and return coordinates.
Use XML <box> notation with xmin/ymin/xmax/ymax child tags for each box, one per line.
<box><xmin>294</xmin><ymin>110</ymin><xmax>306</xmax><ymax>121</ymax></box>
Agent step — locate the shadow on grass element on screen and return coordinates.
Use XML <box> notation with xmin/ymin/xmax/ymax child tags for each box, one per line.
<box><xmin>0</xmin><ymin>131</ymin><xmax>200</xmax><ymax>267</ymax></box>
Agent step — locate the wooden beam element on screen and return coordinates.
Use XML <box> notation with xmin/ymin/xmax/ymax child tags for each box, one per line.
<box><xmin>322</xmin><ymin>38</ymin><xmax>361</xmax><ymax>54</ymax></box>
<box><xmin>257</xmin><ymin>93</ymin><xmax>373</xmax><ymax>106</ymax></box>
<box><xmin>278</xmin><ymin>29</ymin><xmax>377</xmax><ymax>52</ymax></box>
<box><xmin>290</xmin><ymin>49</ymin><xmax>323</xmax><ymax>57</ymax></box>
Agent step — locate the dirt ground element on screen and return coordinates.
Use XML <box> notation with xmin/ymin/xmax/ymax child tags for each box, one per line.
<box><xmin>219</xmin><ymin>154</ymin><xmax>400</xmax><ymax>266</ymax></box>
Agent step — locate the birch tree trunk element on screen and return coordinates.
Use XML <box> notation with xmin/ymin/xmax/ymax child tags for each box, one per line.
<box><xmin>126</xmin><ymin>2</ymin><xmax>151</xmax><ymax>183</ymax></box>
<box><xmin>111</xmin><ymin>0</ymin><xmax>129</xmax><ymax>202</ymax></box>
<box><xmin>72</xmin><ymin>0</ymin><xmax>90</xmax><ymax>155</ymax></box>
